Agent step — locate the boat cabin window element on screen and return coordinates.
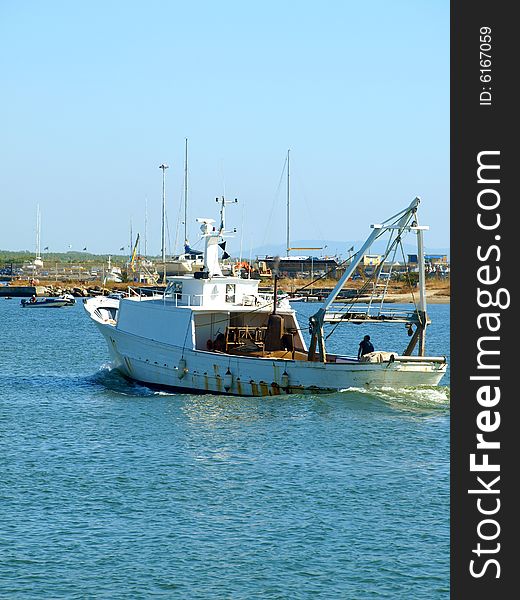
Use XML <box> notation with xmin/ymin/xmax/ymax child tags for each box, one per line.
<box><xmin>164</xmin><ymin>280</ymin><xmax>183</xmax><ymax>299</ymax></box>
<box><xmin>225</xmin><ymin>284</ymin><xmax>236</xmax><ymax>304</ymax></box>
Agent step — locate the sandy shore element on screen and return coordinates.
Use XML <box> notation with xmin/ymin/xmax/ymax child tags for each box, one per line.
<box><xmin>380</xmin><ymin>291</ymin><xmax>450</xmax><ymax>304</ymax></box>
<box><xmin>331</xmin><ymin>290</ymin><xmax>450</xmax><ymax>304</ymax></box>
<box><xmin>5</xmin><ymin>278</ymin><xmax>451</xmax><ymax>304</ymax></box>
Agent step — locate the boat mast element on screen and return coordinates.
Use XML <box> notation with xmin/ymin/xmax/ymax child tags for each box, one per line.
<box><xmin>184</xmin><ymin>138</ymin><xmax>188</xmax><ymax>245</ymax></box>
<box><xmin>34</xmin><ymin>204</ymin><xmax>43</xmax><ymax>269</ymax></box>
<box><xmin>416</xmin><ymin>214</ymin><xmax>428</xmax><ymax>356</ymax></box>
<box><xmin>159</xmin><ymin>163</ymin><xmax>169</xmax><ymax>282</ymax></box>
<box><xmin>35</xmin><ymin>204</ymin><xmax>41</xmax><ymax>261</ymax></box>
<box><xmin>286</xmin><ymin>149</ymin><xmax>290</xmax><ymax>256</ymax></box>
<box><xmin>144</xmin><ymin>198</ymin><xmax>148</xmax><ymax>257</ymax></box>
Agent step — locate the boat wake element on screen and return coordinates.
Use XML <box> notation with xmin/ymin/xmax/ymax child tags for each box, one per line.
<box><xmin>340</xmin><ymin>385</ymin><xmax>450</xmax><ymax>410</ymax></box>
<box><xmin>89</xmin><ymin>364</ymin><xmax>156</xmax><ymax>397</ymax></box>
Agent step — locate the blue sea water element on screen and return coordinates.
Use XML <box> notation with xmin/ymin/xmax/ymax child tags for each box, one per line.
<box><xmin>0</xmin><ymin>299</ymin><xmax>449</xmax><ymax>599</ymax></box>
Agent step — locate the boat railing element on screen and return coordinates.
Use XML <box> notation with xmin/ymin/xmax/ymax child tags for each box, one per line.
<box><xmin>257</xmin><ymin>293</ymin><xmax>274</xmax><ymax>307</ymax></box>
<box><xmin>257</xmin><ymin>293</ymin><xmax>289</xmax><ymax>309</ymax></box>
<box><xmin>128</xmin><ymin>286</ymin><xmax>163</xmax><ymax>299</ymax></box>
<box><xmin>162</xmin><ymin>293</ymin><xmax>204</xmax><ymax>307</ymax></box>
<box><xmin>128</xmin><ymin>287</ymin><xmax>142</xmax><ymax>298</ymax></box>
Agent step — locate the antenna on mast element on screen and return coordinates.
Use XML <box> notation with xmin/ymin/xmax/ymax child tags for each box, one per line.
<box><xmin>216</xmin><ymin>196</ymin><xmax>238</xmax><ymax>236</ymax></box>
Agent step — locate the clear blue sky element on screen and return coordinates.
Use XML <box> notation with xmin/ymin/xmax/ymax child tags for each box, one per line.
<box><xmin>0</xmin><ymin>0</ymin><xmax>449</xmax><ymax>256</ymax></box>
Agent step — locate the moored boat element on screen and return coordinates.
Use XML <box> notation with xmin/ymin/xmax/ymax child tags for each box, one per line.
<box><xmin>83</xmin><ymin>197</ymin><xmax>447</xmax><ymax>396</ymax></box>
<box><xmin>21</xmin><ymin>294</ymin><xmax>76</xmax><ymax>308</ymax></box>
<box><xmin>156</xmin><ymin>245</ymin><xmax>205</xmax><ymax>277</ymax></box>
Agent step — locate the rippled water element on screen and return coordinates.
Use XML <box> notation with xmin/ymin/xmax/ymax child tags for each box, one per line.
<box><xmin>0</xmin><ymin>299</ymin><xmax>449</xmax><ymax>598</ymax></box>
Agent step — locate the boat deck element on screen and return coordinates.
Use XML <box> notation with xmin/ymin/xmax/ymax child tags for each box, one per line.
<box><xmin>220</xmin><ymin>348</ymin><xmax>356</xmax><ymax>363</ymax></box>
<box><xmin>324</xmin><ymin>306</ymin><xmax>422</xmax><ymax>324</ymax></box>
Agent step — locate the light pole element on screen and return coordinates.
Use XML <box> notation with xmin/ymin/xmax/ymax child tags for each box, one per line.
<box><xmin>159</xmin><ymin>163</ymin><xmax>169</xmax><ymax>283</ymax></box>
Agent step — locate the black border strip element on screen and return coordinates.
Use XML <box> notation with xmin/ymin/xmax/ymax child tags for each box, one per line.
<box><xmin>451</xmin><ymin>2</ymin><xmax>515</xmax><ymax>596</ymax></box>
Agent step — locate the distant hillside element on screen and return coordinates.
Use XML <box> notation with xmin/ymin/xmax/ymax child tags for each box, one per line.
<box><xmin>0</xmin><ymin>250</ymin><xmax>129</xmax><ymax>265</ymax></box>
<box><xmin>229</xmin><ymin>240</ymin><xmax>450</xmax><ymax>261</ymax></box>
<box><xmin>1</xmin><ymin>242</ymin><xmax>450</xmax><ymax>265</ymax></box>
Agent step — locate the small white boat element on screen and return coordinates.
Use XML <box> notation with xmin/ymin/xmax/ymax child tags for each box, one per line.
<box><xmin>158</xmin><ymin>248</ymin><xmax>205</xmax><ymax>277</ymax></box>
<box><xmin>21</xmin><ymin>294</ymin><xmax>76</xmax><ymax>308</ymax></box>
<box><xmin>103</xmin><ymin>257</ymin><xmax>123</xmax><ymax>283</ymax></box>
<box><xmin>84</xmin><ymin>197</ymin><xmax>447</xmax><ymax>396</ymax></box>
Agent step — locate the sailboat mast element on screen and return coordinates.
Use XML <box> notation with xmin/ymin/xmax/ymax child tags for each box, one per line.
<box><xmin>144</xmin><ymin>198</ymin><xmax>148</xmax><ymax>257</ymax></box>
<box><xmin>286</xmin><ymin>149</ymin><xmax>290</xmax><ymax>256</ymax></box>
<box><xmin>184</xmin><ymin>138</ymin><xmax>188</xmax><ymax>245</ymax></box>
<box><xmin>35</xmin><ymin>204</ymin><xmax>41</xmax><ymax>260</ymax></box>
<box><xmin>159</xmin><ymin>163</ymin><xmax>169</xmax><ymax>282</ymax></box>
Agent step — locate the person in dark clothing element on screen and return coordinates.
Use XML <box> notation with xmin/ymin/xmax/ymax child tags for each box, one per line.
<box><xmin>358</xmin><ymin>335</ymin><xmax>374</xmax><ymax>359</ymax></box>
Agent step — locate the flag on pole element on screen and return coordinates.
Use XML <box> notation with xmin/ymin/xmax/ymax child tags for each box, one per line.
<box><xmin>130</xmin><ymin>233</ymin><xmax>140</xmax><ymax>272</ymax></box>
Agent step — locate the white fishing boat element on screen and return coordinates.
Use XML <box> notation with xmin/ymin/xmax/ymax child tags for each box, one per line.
<box><xmin>84</xmin><ymin>197</ymin><xmax>446</xmax><ymax>396</ymax></box>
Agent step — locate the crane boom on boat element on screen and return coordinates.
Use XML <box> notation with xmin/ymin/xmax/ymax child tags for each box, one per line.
<box><xmin>308</xmin><ymin>197</ymin><xmax>430</xmax><ymax>362</ymax></box>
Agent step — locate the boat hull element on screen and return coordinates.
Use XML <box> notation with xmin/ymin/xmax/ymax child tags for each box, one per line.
<box><xmin>92</xmin><ymin>319</ymin><xmax>446</xmax><ymax>396</ymax></box>
<box><xmin>21</xmin><ymin>298</ymin><xmax>75</xmax><ymax>308</ymax></box>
